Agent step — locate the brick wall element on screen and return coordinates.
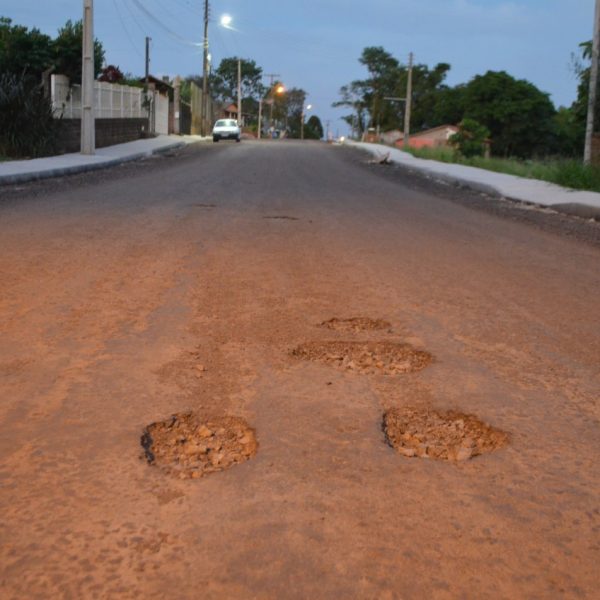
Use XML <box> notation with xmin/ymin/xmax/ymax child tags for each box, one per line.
<box><xmin>591</xmin><ymin>135</ymin><xmax>600</xmax><ymax>166</ymax></box>
<box><xmin>56</xmin><ymin>118</ymin><xmax>150</xmax><ymax>154</ymax></box>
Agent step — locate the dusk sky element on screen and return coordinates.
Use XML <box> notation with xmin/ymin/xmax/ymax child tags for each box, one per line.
<box><xmin>2</xmin><ymin>1</ymin><xmax>595</xmax><ymax>134</ymax></box>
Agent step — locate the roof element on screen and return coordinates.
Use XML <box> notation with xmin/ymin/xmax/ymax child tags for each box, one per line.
<box><xmin>138</xmin><ymin>75</ymin><xmax>173</xmax><ymax>93</ymax></box>
<box><xmin>411</xmin><ymin>124</ymin><xmax>459</xmax><ymax>138</ymax></box>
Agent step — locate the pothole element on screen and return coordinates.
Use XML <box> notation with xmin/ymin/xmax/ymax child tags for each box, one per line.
<box><xmin>141</xmin><ymin>413</ymin><xmax>258</xmax><ymax>479</ymax></box>
<box><xmin>291</xmin><ymin>341</ymin><xmax>432</xmax><ymax>375</ymax></box>
<box><xmin>319</xmin><ymin>317</ymin><xmax>392</xmax><ymax>332</ymax></box>
<box><xmin>263</xmin><ymin>215</ymin><xmax>299</xmax><ymax>220</ymax></box>
<box><xmin>191</xmin><ymin>203</ymin><xmax>216</xmax><ymax>208</ymax></box>
<box><xmin>383</xmin><ymin>407</ymin><xmax>508</xmax><ymax>461</ymax></box>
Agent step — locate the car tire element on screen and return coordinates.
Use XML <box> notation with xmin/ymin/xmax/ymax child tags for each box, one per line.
<box><xmin>236</xmin><ymin>137</ymin><xmax>241</xmax><ymax>143</ymax></box>
<box><xmin>213</xmin><ymin>136</ymin><xmax>219</xmax><ymax>142</ymax></box>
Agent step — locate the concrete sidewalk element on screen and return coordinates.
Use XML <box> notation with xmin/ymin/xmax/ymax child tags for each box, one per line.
<box><xmin>349</xmin><ymin>141</ymin><xmax>600</xmax><ymax>219</ymax></box>
<box><xmin>0</xmin><ymin>135</ymin><xmax>209</xmax><ymax>186</ymax></box>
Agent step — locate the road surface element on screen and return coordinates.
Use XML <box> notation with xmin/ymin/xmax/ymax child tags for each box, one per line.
<box><xmin>1</xmin><ymin>141</ymin><xmax>599</xmax><ymax>599</ymax></box>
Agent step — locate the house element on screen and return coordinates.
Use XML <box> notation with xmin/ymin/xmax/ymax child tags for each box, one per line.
<box><xmin>380</xmin><ymin>129</ymin><xmax>403</xmax><ymax>145</ymax></box>
<box><xmin>221</xmin><ymin>103</ymin><xmax>239</xmax><ymax>120</ymax></box>
<box><xmin>138</xmin><ymin>75</ymin><xmax>174</xmax><ymax>135</ymax></box>
<box><xmin>394</xmin><ymin>124</ymin><xmax>459</xmax><ymax>149</ymax></box>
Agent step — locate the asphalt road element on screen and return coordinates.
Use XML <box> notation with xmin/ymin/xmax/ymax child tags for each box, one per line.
<box><xmin>1</xmin><ymin>140</ymin><xmax>599</xmax><ymax>599</ymax></box>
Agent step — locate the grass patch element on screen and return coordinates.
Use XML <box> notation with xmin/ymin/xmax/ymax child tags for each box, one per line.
<box><xmin>402</xmin><ymin>146</ymin><xmax>600</xmax><ymax>193</ymax></box>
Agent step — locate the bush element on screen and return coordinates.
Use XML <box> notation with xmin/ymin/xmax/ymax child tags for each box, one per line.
<box><xmin>0</xmin><ymin>72</ymin><xmax>58</xmax><ymax>158</ymax></box>
<box><xmin>450</xmin><ymin>118</ymin><xmax>490</xmax><ymax>157</ymax></box>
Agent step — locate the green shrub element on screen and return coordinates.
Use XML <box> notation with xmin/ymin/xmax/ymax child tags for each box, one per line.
<box><xmin>450</xmin><ymin>118</ymin><xmax>490</xmax><ymax>157</ymax></box>
<box><xmin>0</xmin><ymin>72</ymin><xmax>58</xmax><ymax>158</ymax></box>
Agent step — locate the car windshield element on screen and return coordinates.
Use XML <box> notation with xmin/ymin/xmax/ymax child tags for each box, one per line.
<box><xmin>215</xmin><ymin>120</ymin><xmax>237</xmax><ymax>127</ymax></box>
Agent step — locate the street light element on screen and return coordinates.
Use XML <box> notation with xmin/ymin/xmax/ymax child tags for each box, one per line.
<box><xmin>300</xmin><ymin>103</ymin><xmax>312</xmax><ymax>140</ymax></box>
<box><xmin>258</xmin><ymin>83</ymin><xmax>285</xmax><ymax>139</ymax></box>
<box><xmin>219</xmin><ymin>15</ymin><xmax>242</xmax><ymax>126</ymax></box>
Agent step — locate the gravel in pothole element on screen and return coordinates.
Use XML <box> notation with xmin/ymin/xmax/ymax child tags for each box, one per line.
<box><xmin>141</xmin><ymin>413</ymin><xmax>258</xmax><ymax>479</ymax></box>
<box><xmin>319</xmin><ymin>317</ymin><xmax>392</xmax><ymax>332</ymax></box>
<box><xmin>383</xmin><ymin>407</ymin><xmax>508</xmax><ymax>461</ymax></box>
<box><xmin>291</xmin><ymin>341</ymin><xmax>432</xmax><ymax>375</ymax></box>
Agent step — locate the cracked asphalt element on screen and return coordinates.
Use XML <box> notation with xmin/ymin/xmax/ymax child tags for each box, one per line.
<box><xmin>1</xmin><ymin>140</ymin><xmax>599</xmax><ymax>599</ymax></box>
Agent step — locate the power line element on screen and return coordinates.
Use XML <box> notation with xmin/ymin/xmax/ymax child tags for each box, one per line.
<box><xmin>122</xmin><ymin>0</ymin><xmax>148</xmax><ymax>37</ymax></box>
<box><xmin>129</xmin><ymin>0</ymin><xmax>202</xmax><ymax>46</ymax></box>
<box><xmin>167</xmin><ymin>0</ymin><xmax>203</xmax><ymax>18</ymax></box>
<box><xmin>112</xmin><ymin>0</ymin><xmax>144</xmax><ymax>59</ymax></box>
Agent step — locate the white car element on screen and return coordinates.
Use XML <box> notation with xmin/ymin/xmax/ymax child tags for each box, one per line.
<box><xmin>212</xmin><ymin>119</ymin><xmax>241</xmax><ymax>143</ymax></box>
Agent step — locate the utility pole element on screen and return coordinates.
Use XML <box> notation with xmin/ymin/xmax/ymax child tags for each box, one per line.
<box><xmin>258</xmin><ymin>99</ymin><xmax>263</xmax><ymax>139</ymax></box>
<box><xmin>144</xmin><ymin>36</ymin><xmax>152</xmax><ymax>133</ymax></box>
<box><xmin>264</xmin><ymin>74</ymin><xmax>280</xmax><ymax>87</ymax></box>
<box><xmin>584</xmin><ymin>0</ymin><xmax>600</xmax><ymax>165</ymax></box>
<box><xmin>201</xmin><ymin>0</ymin><xmax>210</xmax><ymax>136</ymax></box>
<box><xmin>403</xmin><ymin>52</ymin><xmax>413</xmax><ymax>149</ymax></box>
<box><xmin>81</xmin><ymin>0</ymin><xmax>95</xmax><ymax>155</ymax></box>
<box><xmin>237</xmin><ymin>59</ymin><xmax>242</xmax><ymax>128</ymax></box>
<box><xmin>173</xmin><ymin>75</ymin><xmax>181</xmax><ymax>135</ymax></box>
<box><xmin>264</xmin><ymin>74</ymin><xmax>280</xmax><ymax>132</ymax></box>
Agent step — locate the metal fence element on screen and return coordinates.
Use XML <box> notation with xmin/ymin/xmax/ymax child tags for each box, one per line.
<box><xmin>51</xmin><ymin>75</ymin><xmax>145</xmax><ymax>119</ymax></box>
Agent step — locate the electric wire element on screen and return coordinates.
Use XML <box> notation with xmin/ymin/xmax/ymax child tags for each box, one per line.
<box><xmin>122</xmin><ymin>0</ymin><xmax>149</xmax><ymax>37</ymax></box>
<box><xmin>167</xmin><ymin>0</ymin><xmax>203</xmax><ymax>18</ymax></box>
<box><xmin>129</xmin><ymin>0</ymin><xmax>202</xmax><ymax>46</ymax></box>
<box><xmin>112</xmin><ymin>0</ymin><xmax>144</xmax><ymax>59</ymax></box>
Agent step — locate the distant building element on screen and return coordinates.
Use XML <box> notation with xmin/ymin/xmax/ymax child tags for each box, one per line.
<box><xmin>221</xmin><ymin>103</ymin><xmax>238</xmax><ymax>120</ymax></box>
<box><xmin>394</xmin><ymin>125</ymin><xmax>459</xmax><ymax>149</ymax></box>
<box><xmin>380</xmin><ymin>129</ymin><xmax>403</xmax><ymax>145</ymax></box>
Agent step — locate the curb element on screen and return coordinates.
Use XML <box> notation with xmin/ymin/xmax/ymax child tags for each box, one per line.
<box><xmin>349</xmin><ymin>142</ymin><xmax>600</xmax><ymax>221</ymax></box>
<box><xmin>0</xmin><ymin>140</ymin><xmax>187</xmax><ymax>186</ymax></box>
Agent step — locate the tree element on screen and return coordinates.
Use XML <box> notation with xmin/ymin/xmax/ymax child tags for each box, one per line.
<box><xmin>358</xmin><ymin>46</ymin><xmax>399</xmax><ymax>131</ymax></box>
<box><xmin>210</xmin><ymin>57</ymin><xmax>264</xmax><ymax>104</ymax></box>
<box><xmin>461</xmin><ymin>71</ymin><xmax>556</xmax><ymax>157</ymax></box>
<box><xmin>410</xmin><ymin>62</ymin><xmax>452</xmax><ymax>130</ymax></box>
<box><xmin>568</xmin><ymin>40</ymin><xmax>596</xmax><ymax>154</ymax></box>
<box><xmin>431</xmin><ymin>84</ymin><xmax>467</xmax><ymax>127</ymax></box>
<box><xmin>52</xmin><ymin>19</ymin><xmax>104</xmax><ymax>84</ymax></box>
<box><xmin>552</xmin><ymin>106</ymin><xmax>584</xmax><ymax>157</ymax></box>
<box><xmin>275</xmin><ymin>87</ymin><xmax>306</xmax><ymax>137</ymax></box>
<box><xmin>98</xmin><ymin>64</ymin><xmax>124</xmax><ymax>84</ymax></box>
<box><xmin>209</xmin><ymin>57</ymin><xmax>266</xmax><ymax>126</ymax></box>
<box><xmin>450</xmin><ymin>119</ymin><xmax>490</xmax><ymax>157</ymax></box>
<box><xmin>332</xmin><ymin>80</ymin><xmax>369</xmax><ymax>137</ymax></box>
<box><xmin>0</xmin><ymin>17</ymin><xmax>53</xmax><ymax>78</ymax></box>
<box><xmin>304</xmin><ymin>115</ymin><xmax>324</xmax><ymax>140</ymax></box>
<box><xmin>334</xmin><ymin>47</ymin><xmax>455</xmax><ymax>135</ymax></box>
<box><xmin>0</xmin><ymin>71</ymin><xmax>57</xmax><ymax>158</ymax></box>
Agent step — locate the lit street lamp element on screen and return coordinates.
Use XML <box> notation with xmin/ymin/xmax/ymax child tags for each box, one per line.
<box><xmin>218</xmin><ymin>15</ymin><xmax>242</xmax><ymax>126</ymax></box>
<box><xmin>300</xmin><ymin>103</ymin><xmax>312</xmax><ymax>140</ymax></box>
<box><xmin>258</xmin><ymin>84</ymin><xmax>285</xmax><ymax>139</ymax></box>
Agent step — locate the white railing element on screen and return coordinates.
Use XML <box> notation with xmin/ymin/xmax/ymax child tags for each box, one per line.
<box><xmin>51</xmin><ymin>74</ymin><xmax>146</xmax><ymax>119</ymax></box>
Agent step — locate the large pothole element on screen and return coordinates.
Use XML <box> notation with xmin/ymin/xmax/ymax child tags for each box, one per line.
<box><xmin>383</xmin><ymin>407</ymin><xmax>508</xmax><ymax>461</ymax></box>
<box><xmin>291</xmin><ymin>341</ymin><xmax>432</xmax><ymax>375</ymax></box>
<box><xmin>141</xmin><ymin>413</ymin><xmax>258</xmax><ymax>479</ymax></box>
<box><xmin>319</xmin><ymin>317</ymin><xmax>392</xmax><ymax>332</ymax></box>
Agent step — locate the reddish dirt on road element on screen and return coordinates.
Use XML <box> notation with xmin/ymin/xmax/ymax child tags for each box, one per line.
<box><xmin>0</xmin><ymin>141</ymin><xmax>599</xmax><ymax>599</ymax></box>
